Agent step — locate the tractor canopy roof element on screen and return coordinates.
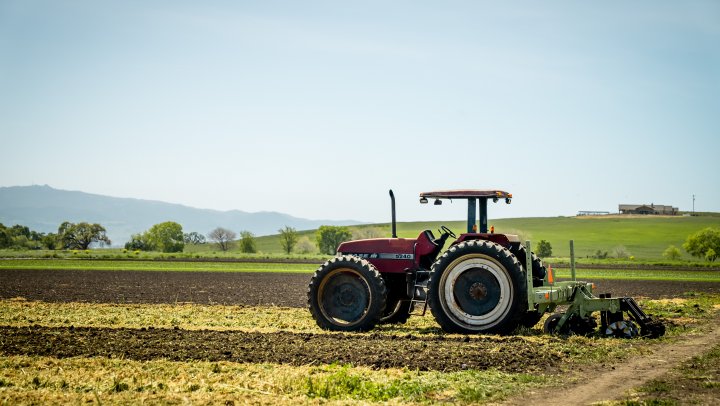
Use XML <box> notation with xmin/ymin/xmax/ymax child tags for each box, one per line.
<box><xmin>419</xmin><ymin>190</ymin><xmax>512</xmax><ymax>200</ymax></box>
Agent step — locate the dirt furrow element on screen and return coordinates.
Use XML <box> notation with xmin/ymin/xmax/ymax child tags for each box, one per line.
<box><xmin>0</xmin><ymin>325</ymin><xmax>563</xmax><ymax>373</ymax></box>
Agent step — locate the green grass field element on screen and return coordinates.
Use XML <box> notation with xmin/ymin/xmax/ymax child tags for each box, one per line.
<box><xmin>2</xmin><ymin>214</ymin><xmax>719</xmax><ymax>262</ymax></box>
<box><xmin>246</xmin><ymin>214</ymin><xmax>720</xmax><ymax>260</ymax></box>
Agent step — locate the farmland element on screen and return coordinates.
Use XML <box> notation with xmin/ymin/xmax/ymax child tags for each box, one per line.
<box><xmin>2</xmin><ymin>214</ymin><xmax>719</xmax><ymax>264</ymax></box>
<box><xmin>2</xmin><ymin>214</ymin><xmax>720</xmax><ymax>404</ymax></box>
<box><xmin>1</xmin><ymin>263</ymin><xmax>720</xmax><ymax>404</ymax></box>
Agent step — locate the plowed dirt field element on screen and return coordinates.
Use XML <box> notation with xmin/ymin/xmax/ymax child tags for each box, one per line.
<box><xmin>0</xmin><ymin>325</ymin><xmax>564</xmax><ymax>373</ymax></box>
<box><xmin>1</xmin><ymin>269</ymin><xmax>717</xmax><ymax>306</ymax></box>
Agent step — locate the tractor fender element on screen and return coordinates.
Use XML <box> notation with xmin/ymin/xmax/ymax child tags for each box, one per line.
<box><xmin>452</xmin><ymin>233</ymin><xmax>514</xmax><ymax>248</ymax></box>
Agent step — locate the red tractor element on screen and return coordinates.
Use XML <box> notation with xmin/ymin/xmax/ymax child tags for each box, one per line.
<box><xmin>307</xmin><ymin>189</ymin><xmax>546</xmax><ymax>334</ymax></box>
<box><xmin>308</xmin><ymin>189</ymin><xmax>665</xmax><ymax>338</ymax></box>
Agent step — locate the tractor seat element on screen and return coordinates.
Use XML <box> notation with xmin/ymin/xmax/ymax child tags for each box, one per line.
<box><xmin>423</xmin><ymin>229</ymin><xmax>439</xmax><ymax>247</ymax></box>
<box><xmin>419</xmin><ymin>229</ymin><xmax>445</xmax><ymax>269</ymax></box>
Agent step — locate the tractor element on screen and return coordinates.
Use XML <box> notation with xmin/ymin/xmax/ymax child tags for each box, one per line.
<box><xmin>307</xmin><ymin>189</ymin><xmax>665</xmax><ymax>338</ymax></box>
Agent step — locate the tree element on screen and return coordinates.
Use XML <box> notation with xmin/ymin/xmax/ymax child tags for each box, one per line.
<box><xmin>536</xmin><ymin>240</ymin><xmax>552</xmax><ymax>258</ymax></box>
<box><xmin>279</xmin><ymin>226</ymin><xmax>298</xmax><ymax>254</ymax></box>
<box><xmin>9</xmin><ymin>224</ymin><xmax>31</xmax><ymax>239</ymax></box>
<box><xmin>663</xmin><ymin>245</ymin><xmax>682</xmax><ymax>260</ymax></box>
<box><xmin>0</xmin><ymin>224</ymin><xmax>12</xmax><ymax>248</ymax></box>
<box><xmin>58</xmin><ymin>221</ymin><xmax>111</xmax><ymax>249</ymax></box>
<box><xmin>706</xmin><ymin>248</ymin><xmax>717</xmax><ymax>262</ymax></box>
<box><xmin>146</xmin><ymin>221</ymin><xmax>184</xmax><ymax>253</ymax></box>
<box><xmin>239</xmin><ymin>231</ymin><xmax>257</xmax><ymax>253</ymax></box>
<box><xmin>295</xmin><ymin>236</ymin><xmax>316</xmax><ymax>254</ymax></box>
<box><xmin>683</xmin><ymin>227</ymin><xmax>720</xmax><ymax>261</ymax></box>
<box><xmin>184</xmin><ymin>231</ymin><xmax>206</xmax><ymax>245</ymax></box>
<box><xmin>125</xmin><ymin>233</ymin><xmax>152</xmax><ymax>251</ymax></box>
<box><xmin>41</xmin><ymin>233</ymin><xmax>60</xmax><ymax>250</ymax></box>
<box><xmin>316</xmin><ymin>225</ymin><xmax>352</xmax><ymax>255</ymax></box>
<box><xmin>208</xmin><ymin>227</ymin><xmax>236</xmax><ymax>252</ymax></box>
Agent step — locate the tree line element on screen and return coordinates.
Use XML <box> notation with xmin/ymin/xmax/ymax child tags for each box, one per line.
<box><xmin>0</xmin><ymin>222</ymin><xmax>111</xmax><ymax>250</ymax></box>
<box><xmin>15</xmin><ymin>221</ymin><xmax>714</xmax><ymax>261</ymax></box>
<box><xmin>0</xmin><ymin>220</ymin><xmax>372</xmax><ymax>255</ymax></box>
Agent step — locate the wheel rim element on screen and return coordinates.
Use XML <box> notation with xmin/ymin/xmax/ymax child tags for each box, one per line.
<box><xmin>439</xmin><ymin>254</ymin><xmax>513</xmax><ymax>328</ymax></box>
<box><xmin>317</xmin><ymin>267</ymin><xmax>372</xmax><ymax>327</ymax></box>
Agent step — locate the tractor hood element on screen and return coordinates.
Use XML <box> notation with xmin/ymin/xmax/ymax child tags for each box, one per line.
<box><xmin>337</xmin><ymin>238</ymin><xmax>415</xmax><ymax>258</ymax></box>
<box><xmin>337</xmin><ymin>238</ymin><xmax>416</xmax><ymax>273</ymax></box>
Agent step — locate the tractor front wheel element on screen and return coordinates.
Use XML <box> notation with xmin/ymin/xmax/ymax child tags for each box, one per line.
<box><xmin>307</xmin><ymin>255</ymin><xmax>387</xmax><ymax>332</ymax></box>
<box><xmin>428</xmin><ymin>240</ymin><xmax>527</xmax><ymax>334</ymax></box>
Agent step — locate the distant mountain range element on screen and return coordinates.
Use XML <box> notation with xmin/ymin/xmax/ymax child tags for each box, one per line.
<box><xmin>0</xmin><ymin>185</ymin><xmax>361</xmax><ymax>246</ymax></box>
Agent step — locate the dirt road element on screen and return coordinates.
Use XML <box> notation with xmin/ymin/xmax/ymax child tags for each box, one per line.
<box><xmin>502</xmin><ymin>320</ymin><xmax>720</xmax><ymax>405</ymax></box>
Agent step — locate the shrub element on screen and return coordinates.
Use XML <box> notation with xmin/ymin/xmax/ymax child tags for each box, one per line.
<box><xmin>125</xmin><ymin>233</ymin><xmax>153</xmax><ymax>251</ymax></box>
<box><xmin>295</xmin><ymin>236</ymin><xmax>316</xmax><ymax>254</ymax></box>
<box><xmin>662</xmin><ymin>245</ymin><xmax>682</xmax><ymax>260</ymax></box>
<box><xmin>706</xmin><ymin>248</ymin><xmax>717</xmax><ymax>262</ymax></box>
<box><xmin>239</xmin><ymin>231</ymin><xmax>257</xmax><ymax>253</ymax></box>
<box><xmin>613</xmin><ymin>245</ymin><xmax>630</xmax><ymax>259</ymax></box>
<box><xmin>536</xmin><ymin>240</ymin><xmax>552</xmax><ymax>258</ymax></box>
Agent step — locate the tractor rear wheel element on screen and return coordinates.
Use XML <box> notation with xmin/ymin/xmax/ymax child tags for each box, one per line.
<box><xmin>307</xmin><ymin>255</ymin><xmax>387</xmax><ymax>332</ymax></box>
<box><xmin>511</xmin><ymin>245</ymin><xmax>547</xmax><ymax>287</ymax></box>
<box><xmin>428</xmin><ymin>240</ymin><xmax>528</xmax><ymax>334</ymax></box>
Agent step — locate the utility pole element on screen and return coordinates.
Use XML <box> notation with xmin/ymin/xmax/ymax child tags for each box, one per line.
<box><xmin>693</xmin><ymin>194</ymin><xmax>695</xmax><ymax>214</ymax></box>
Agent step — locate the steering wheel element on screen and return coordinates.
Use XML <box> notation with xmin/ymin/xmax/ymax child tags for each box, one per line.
<box><xmin>439</xmin><ymin>225</ymin><xmax>457</xmax><ymax>239</ymax></box>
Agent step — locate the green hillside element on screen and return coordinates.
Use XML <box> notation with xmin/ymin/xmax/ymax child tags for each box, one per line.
<box><xmin>248</xmin><ymin>215</ymin><xmax>720</xmax><ymax>260</ymax></box>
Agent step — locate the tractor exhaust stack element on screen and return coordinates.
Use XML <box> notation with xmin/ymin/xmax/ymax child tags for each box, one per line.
<box><xmin>389</xmin><ymin>189</ymin><xmax>397</xmax><ymax>238</ymax></box>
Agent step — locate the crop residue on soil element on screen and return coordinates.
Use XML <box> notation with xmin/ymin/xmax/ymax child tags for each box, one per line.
<box><xmin>0</xmin><ymin>325</ymin><xmax>563</xmax><ymax>373</ymax></box>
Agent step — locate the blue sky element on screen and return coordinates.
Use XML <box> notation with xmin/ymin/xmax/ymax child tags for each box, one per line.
<box><xmin>1</xmin><ymin>1</ymin><xmax>718</xmax><ymax>223</ymax></box>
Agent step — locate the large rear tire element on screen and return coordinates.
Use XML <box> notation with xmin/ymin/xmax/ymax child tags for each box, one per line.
<box><xmin>511</xmin><ymin>245</ymin><xmax>547</xmax><ymax>287</ymax></box>
<box><xmin>307</xmin><ymin>255</ymin><xmax>387</xmax><ymax>332</ymax></box>
<box><xmin>428</xmin><ymin>240</ymin><xmax>528</xmax><ymax>334</ymax></box>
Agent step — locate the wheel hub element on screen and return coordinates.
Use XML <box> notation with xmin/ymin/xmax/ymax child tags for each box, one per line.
<box><xmin>452</xmin><ymin>267</ymin><xmax>501</xmax><ymax>316</ymax></box>
<box><xmin>319</xmin><ymin>271</ymin><xmax>370</xmax><ymax>324</ymax></box>
<box><xmin>469</xmin><ymin>282</ymin><xmax>487</xmax><ymax>300</ymax></box>
<box><xmin>338</xmin><ymin>286</ymin><xmax>358</xmax><ymax>306</ymax></box>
